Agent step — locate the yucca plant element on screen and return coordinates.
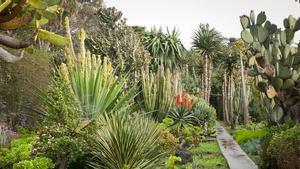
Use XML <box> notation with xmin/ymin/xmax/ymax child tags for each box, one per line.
<box><xmin>89</xmin><ymin>112</ymin><xmax>164</xmax><ymax>169</ymax></box>
<box><xmin>59</xmin><ymin>18</ymin><xmax>136</xmax><ymax>118</ymax></box>
<box><xmin>141</xmin><ymin>64</ymin><xmax>181</xmax><ymax>121</ymax></box>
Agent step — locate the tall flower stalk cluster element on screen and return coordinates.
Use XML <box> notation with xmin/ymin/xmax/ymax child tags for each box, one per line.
<box><xmin>175</xmin><ymin>92</ymin><xmax>193</xmax><ymax>110</ymax></box>
<box><xmin>141</xmin><ymin>64</ymin><xmax>181</xmax><ymax>121</ymax></box>
<box><xmin>59</xmin><ymin>17</ymin><xmax>135</xmax><ymax>119</ymax></box>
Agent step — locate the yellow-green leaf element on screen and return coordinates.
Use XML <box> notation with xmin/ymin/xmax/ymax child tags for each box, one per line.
<box><xmin>37</xmin><ymin>29</ymin><xmax>70</xmax><ymax>46</ymax></box>
<box><xmin>28</xmin><ymin>0</ymin><xmax>47</xmax><ymax>9</ymax></box>
<box><xmin>0</xmin><ymin>0</ymin><xmax>12</xmax><ymax>13</ymax></box>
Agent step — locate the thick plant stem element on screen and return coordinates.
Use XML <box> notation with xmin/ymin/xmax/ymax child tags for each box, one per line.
<box><xmin>202</xmin><ymin>53</ymin><xmax>210</xmax><ymax>103</ymax></box>
<box><xmin>240</xmin><ymin>52</ymin><xmax>249</xmax><ymax>124</ymax></box>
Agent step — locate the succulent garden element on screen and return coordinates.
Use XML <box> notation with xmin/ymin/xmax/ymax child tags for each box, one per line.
<box><xmin>0</xmin><ymin>0</ymin><xmax>299</xmax><ymax>169</ymax></box>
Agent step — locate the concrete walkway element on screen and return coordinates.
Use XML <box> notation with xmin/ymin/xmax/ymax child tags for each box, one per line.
<box><xmin>216</xmin><ymin>122</ymin><xmax>258</xmax><ymax>169</ymax></box>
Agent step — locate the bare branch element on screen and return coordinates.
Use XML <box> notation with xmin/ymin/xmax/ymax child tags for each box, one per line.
<box><xmin>0</xmin><ymin>33</ymin><xmax>33</xmax><ymax>49</ymax></box>
<box><xmin>0</xmin><ymin>47</ymin><xmax>24</xmax><ymax>63</ymax></box>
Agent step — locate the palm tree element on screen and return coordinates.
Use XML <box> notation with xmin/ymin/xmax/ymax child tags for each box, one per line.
<box><xmin>192</xmin><ymin>23</ymin><xmax>224</xmax><ymax>103</ymax></box>
<box><xmin>143</xmin><ymin>27</ymin><xmax>185</xmax><ymax>69</ymax></box>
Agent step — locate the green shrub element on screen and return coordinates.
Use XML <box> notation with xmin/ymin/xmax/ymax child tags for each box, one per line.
<box><xmin>89</xmin><ymin>113</ymin><xmax>164</xmax><ymax>169</ymax></box>
<box><xmin>13</xmin><ymin>157</ymin><xmax>54</xmax><ymax>169</ymax></box>
<box><xmin>192</xmin><ymin>100</ymin><xmax>216</xmax><ymax>129</ymax></box>
<box><xmin>159</xmin><ymin>128</ymin><xmax>177</xmax><ymax>156</ymax></box>
<box><xmin>259</xmin><ymin>124</ymin><xmax>291</xmax><ymax>169</ymax></box>
<box><xmin>233</xmin><ymin>129</ymin><xmax>267</xmax><ymax>144</ymax></box>
<box><xmin>0</xmin><ymin>136</ymin><xmax>36</xmax><ymax>168</ymax></box>
<box><xmin>267</xmin><ymin>125</ymin><xmax>300</xmax><ymax>169</ymax></box>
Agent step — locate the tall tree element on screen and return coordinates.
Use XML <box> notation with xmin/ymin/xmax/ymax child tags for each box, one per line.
<box><xmin>192</xmin><ymin>23</ymin><xmax>224</xmax><ymax>103</ymax></box>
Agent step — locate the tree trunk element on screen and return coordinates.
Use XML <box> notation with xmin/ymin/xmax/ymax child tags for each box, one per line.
<box><xmin>223</xmin><ymin>72</ymin><xmax>229</xmax><ymax>123</ymax></box>
<box><xmin>203</xmin><ymin>54</ymin><xmax>209</xmax><ymax>103</ymax></box>
<box><xmin>207</xmin><ymin>61</ymin><xmax>212</xmax><ymax>103</ymax></box>
<box><xmin>240</xmin><ymin>52</ymin><xmax>249</xmax><ymax>124</ymax></box>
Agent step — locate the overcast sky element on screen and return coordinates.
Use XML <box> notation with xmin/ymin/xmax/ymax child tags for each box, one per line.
<box><xmin>104</xmin><ymin>0</ymin><xmax>300</xmax><ymax>48</ymax></box>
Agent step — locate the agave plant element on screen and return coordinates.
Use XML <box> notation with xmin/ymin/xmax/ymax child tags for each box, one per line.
<box><xmin>89</xmin><ymin>112</ymin><xmax>164</xmax><ymax>169</ymax></box>
<box><xmin>59</xmin><ymin>18</ymin><xmax>136</xmax><ymax>118</ymax></box>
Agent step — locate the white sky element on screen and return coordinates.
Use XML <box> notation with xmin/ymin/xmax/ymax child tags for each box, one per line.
<box><xmin>104</xmin><ymin>0</ymin><xmax>300</xmax><ymax>48</ymax></box>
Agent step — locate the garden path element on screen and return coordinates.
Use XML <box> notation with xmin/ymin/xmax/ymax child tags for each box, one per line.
<box><xmin>216</xmin><ymin>122</ymin><xmax>258</xmax><ymax>169</ymax></box>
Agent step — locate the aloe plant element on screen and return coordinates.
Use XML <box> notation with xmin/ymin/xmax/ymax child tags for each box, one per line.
<box><xmin>240</xmin><ymin>11</ymin><xmax>300</xmax><ymax>123</ymax></box>
<box><xmin>59</xmin><ymin>18</ymin><xmax>136</xmax><ymax>118</ymax></box>
<box><xmin>141</xmin><ymin>64</ymin><xmax>181</xmax><ymax>121</ymax></box>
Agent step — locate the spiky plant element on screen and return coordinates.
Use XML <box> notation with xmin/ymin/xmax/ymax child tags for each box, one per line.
<box><xmin>192</xmin><ymin>23</ymin><xmax>224</xmax><ymax>103</ymax></box>
<box><xmin>89</xmin><ymin>112</ymin><xmax>164</xmax><ymax>169</ymax></box>
<box><xmin>143</xmin><ymin>27</ymin><xmax>185</xmax><ymax>69</ymax></box>
<box><xmin>141</xmin><ymin>64</ymin><xmax>181</xmax><ymax>121</ymax></box>
<box><xmin>59</xmin><ymin>17</ymin><xmax>136</xmax><ymax>118</ymax></box>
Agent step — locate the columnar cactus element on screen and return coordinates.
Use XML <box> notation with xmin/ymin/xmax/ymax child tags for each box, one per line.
<box><xmin>240</xmin><ymin>11</ymin><xmax>300</xmax><ymax>123</ymax></box>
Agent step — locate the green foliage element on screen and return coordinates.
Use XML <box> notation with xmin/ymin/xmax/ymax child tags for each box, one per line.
<box><xmin>233</xmin><ymin>129</ymin><xmax>267</xmax><ymax>144</ymax></box>
<box><xmin>192</xmin><ymin>100</ymin><xmax>216</xmax><ymax>129</ymax></box>
<box><xmin>165</xmin><ymin>156</ymin><xmax>181</xmax><ymax>169</ymax></box>
<box><xmin>13</xmin><ymin>157</ymin><xmax>54</xmax><ymax>169</ymax></box>
<box><xmin>0</xmin><ymin>136</ymin><xmax>35</xmax><ymax>168</ymax></box>
<box><xmin>33</xmin><ymin>123</ymin><xmax>88</xmax><ymax>168</ymax></box>
<box><xmin>159</xmin><ymin>128</ymin><xmax>178</xmax><ymax>156</ymax></box>
<box><xmin>61</xmin><ymin>28</ymin><xmax>136</xmax><ymax>118</ymax></box>
<box><xmin>143</xmin><ymin>27</ymin><xmax>186</xmax><ymax>69</ymax></box>
<box><xmin>179</xmin><ymin>141</ymin><xmax>227</xmax><ymax>169</ymax></box>
<box><xmin>85</xmin><ymin>7</ymin><xmax>150</xmax><ymax>74</ymax></box>
<box><xmin>141</xmin><ymin>65</ymin><xmax>180</xmax><ymax>121</ymax></box>
<box><xmin>89</xmin><ymin>113</ymin><xmax>164</xmax><ymax>169</ymax></box>
<box><xmin>240</xmin><ymin>11</ymin><xmax>300</xmax><ymax>123</ymax></box>
<box><xmin>192</xmin><ymin>23</ymin><xmax>224</xmax><ymax>57</ymax></box>
<box><xmin>267</xmin><ymin>125</ymin><xmax>300</xmax><ymax>169</ymax></box>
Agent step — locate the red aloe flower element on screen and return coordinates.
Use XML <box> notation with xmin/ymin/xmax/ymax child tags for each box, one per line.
<box><xmin>189</xmin><ymin>99</ymin><xmax>193</xmax><ymax>110</ymax></box>
<box><xmin>182</xmin><ymin>93</ymin><xmax>189</xmax><ymax>109</ymax></box>
<box><xmin>176</xmin><ymin>95</ymin><xmax>181</xmax><ymax>107</ymax></box>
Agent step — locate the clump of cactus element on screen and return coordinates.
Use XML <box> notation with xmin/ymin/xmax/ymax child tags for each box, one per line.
<box><xmin>240</xmin><ymin>11</ymin><xmax>300</xmax><ymax>123</ymax></box>
<box><xmin>141</xmin><ymin>65</ymin><xmax>181</xmax><ymax>121</ymax></box>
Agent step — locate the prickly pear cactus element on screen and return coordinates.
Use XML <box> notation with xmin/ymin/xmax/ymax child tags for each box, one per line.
<box><xmin>240</xmin><ymin>11</ymin><xmax>300</xmax><ymax>123</ymax></box>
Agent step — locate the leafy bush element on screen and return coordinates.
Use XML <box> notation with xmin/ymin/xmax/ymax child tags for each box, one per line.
<box><xmin>159</xmin><ymin>128</ymin><xmax>178</xmax><ymax>156</ymax></box>
<box><xmin>259</xmin><ymin>124</ymin><xmax>291</xmax><ymax>169</ymax></box>
<box><xmin>192</xmin><ymin>100</ymin><xmax>216</xmax><ymax>129</ymax></box>
<box><xmin>267</xmin><ymin>125</ymin><xmax>300</xmax><ymax>169</ymax></box>
<box><xmin>233</xmin><ymin>129</ymin><xmax>267</xmax><ymax>144</ymax></box>
<box><xmin>13</xmin><ymin>157</ymin><xmax>54</xmax><ymax>169</ymax></box>
<box><xmin>0</xmin><ymin>136</ymin><xmax>35</xmax><ymax>168</ymax></box>
<box><xmin>165</xmin><ymin>155</ymin><xmax>182</xmax><ymax>169</ymax></box>
<box><xmin>33</xmin><ymin>123</ymin><xmax>88</xmax><ymax>169</ymax></box>
<box><xmin>89</xmin><ymin>113</ymin><xmax>164</xmax><ymax>169</ymax></box>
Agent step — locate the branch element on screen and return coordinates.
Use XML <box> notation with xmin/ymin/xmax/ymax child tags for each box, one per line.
<box><xmin>0</xmin><ymin>47</ymin><xmax>24</xmax><ymax>63</ymax></box>
<box><xmin>0</xmin><ymin>33</ymin><xmax>33</xmax><ymax>49</ymax></box>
